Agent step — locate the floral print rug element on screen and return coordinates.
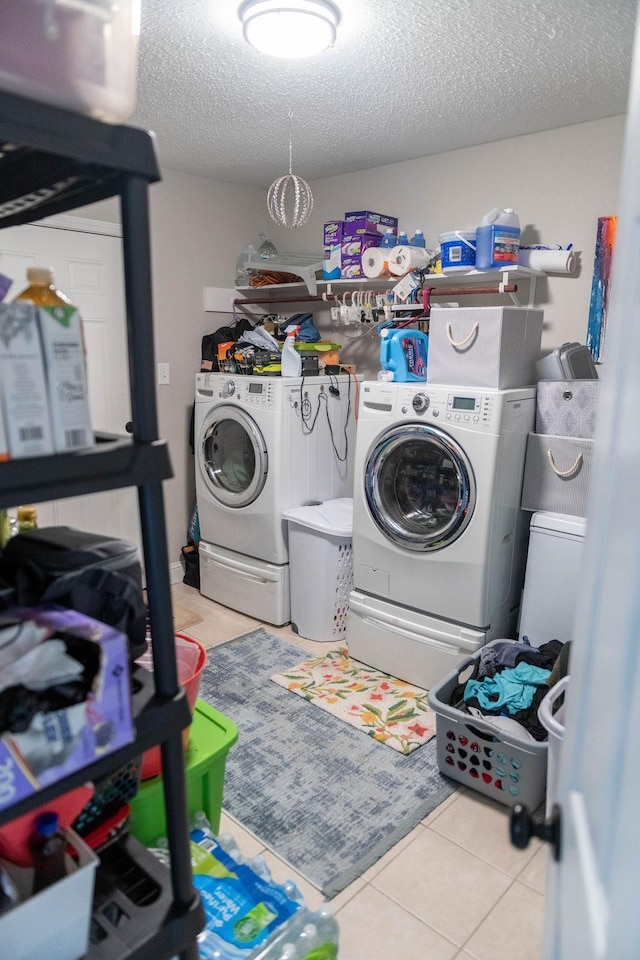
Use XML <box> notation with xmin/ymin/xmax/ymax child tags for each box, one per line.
<box><xmin>271</xmin><ymin>647</ymin><xmax>436</xmax><ymax>755</ymax></box>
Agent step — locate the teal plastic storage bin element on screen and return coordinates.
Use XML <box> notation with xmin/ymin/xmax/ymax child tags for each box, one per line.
<box><xmin>129</xmin><ymin>699</ymin><xmax>238</xmax><ymax>846</ymax></box>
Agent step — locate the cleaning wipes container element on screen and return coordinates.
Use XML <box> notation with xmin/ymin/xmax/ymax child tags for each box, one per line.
<box><xmin>283</xmin><ymin>498</ymin><xmax>353</xmax><ymax>642</ymax></box>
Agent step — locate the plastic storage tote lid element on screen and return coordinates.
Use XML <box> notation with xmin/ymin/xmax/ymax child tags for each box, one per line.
<box><xmin>530</xmin><ymin>511</ymin><xmax>587</xmax><ymax>538</ymax></box>
<box><xmin>283</xmin><ymin>498</ymin><xmax>353</xmax><ymax>537</ymax></box>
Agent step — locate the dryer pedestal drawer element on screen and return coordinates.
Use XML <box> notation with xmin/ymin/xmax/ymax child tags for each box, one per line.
<box><xmin>199</xmin><ymin>541</ymin><xmax>290</xmax><ymax>625</ymax></box>
<box><xmin>346</xmin><ymin>590</ymin><xmax>487</xmax><ymax>690</ymax></box>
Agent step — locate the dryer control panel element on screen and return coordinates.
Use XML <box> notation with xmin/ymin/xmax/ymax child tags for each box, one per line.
<box><xmin>362</xmin><ymin>381</ymin><xmax>536</xmax><ymax>433</ymax></box>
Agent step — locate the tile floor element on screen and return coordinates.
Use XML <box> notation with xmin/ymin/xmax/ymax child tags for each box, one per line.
<box><xmin>173</xmin><ymin>581</ymin><xmax>548</xmax><ymax>960</ymax></box>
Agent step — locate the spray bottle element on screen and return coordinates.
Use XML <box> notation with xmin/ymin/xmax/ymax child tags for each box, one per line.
<box><xmin>281</xmin><ymin>326</ymin><xmax>302</xmax><ymax>377</ymax></box>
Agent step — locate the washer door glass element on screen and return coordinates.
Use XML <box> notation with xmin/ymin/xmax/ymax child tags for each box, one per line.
<box><xmin>365</xmin><ymin>424</ymin><xmax>476</xmax><ymax>551</ymax></box>
<box><xmin>199</xmin><ymin>406</ymin><xmax>268</xmax><ymax>508</ymax></box>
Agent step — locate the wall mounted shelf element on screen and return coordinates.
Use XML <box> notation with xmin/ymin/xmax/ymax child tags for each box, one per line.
<box><xmin>236</xmin><ymin>266</ymin><xmax>546</xmax><ymax>310</ymax></box>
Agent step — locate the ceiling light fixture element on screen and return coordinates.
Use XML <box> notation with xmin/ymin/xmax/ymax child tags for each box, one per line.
<box><xmin>239</xmin><ymin>0</ymin><xmax>340</xmax><ymax>59</ymax></box>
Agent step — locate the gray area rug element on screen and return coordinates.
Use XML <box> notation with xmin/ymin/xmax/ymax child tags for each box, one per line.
<box><xmin>198</xmin><ymin>628</ymin><xmax>456</xmax><ymax>898</ymax></box>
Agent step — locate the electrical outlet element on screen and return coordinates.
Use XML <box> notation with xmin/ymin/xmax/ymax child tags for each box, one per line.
<box><xmin>157</xmin><ymin>362</ymin><xmax>170</xmax><ymax>385</ymax></box>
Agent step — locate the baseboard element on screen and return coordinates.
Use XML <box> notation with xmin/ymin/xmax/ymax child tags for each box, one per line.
<box><xmin>169</xmin><ymin>560</ymin><xmax>184</xmax><ymax>584</ymax></box>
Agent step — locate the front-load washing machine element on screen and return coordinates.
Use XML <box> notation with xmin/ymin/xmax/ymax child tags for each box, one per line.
<box><xmin>347</xmin><ymin>380</ymin><xmax>536</xmax><ymax>688</ymax></box>
<box><xmin>194</xmin><ymin>372</ymin><xmax>357</xmax><ymax>623</ymax></box>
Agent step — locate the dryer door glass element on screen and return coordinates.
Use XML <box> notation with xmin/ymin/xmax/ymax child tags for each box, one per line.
<box><xmin>200</xmin><ymin>407</ymin><xmax>268</xmax><ymax>508</ymax></box>
<box><xmin>365</xmin><ymin>424</ymin><xmax>476</xmax><ymax>551</ymax></box>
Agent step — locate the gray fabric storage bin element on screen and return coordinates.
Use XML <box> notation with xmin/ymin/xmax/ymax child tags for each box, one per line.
<box><xmin>428</xmin><ymin>306</ymin><xmax>543</xmax><ymax>389</ymax></box>
<box><xmin>536</xmin><ymin>379</ymin><xmax>599</xmax><ymax>438</ymax></box>
<box><xmin>427</xmin><ymin>639</ymin><xmax>548</xmax><ymax>809</ymax></box>
<box><xmin>521</xmin><ymin>432</ymin><xmax>593</xmax><ymax>517</ymax></box>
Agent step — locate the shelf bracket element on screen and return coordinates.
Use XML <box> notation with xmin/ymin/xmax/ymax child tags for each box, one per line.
<box><xmin>500</xmin><ymin>270</ymin><xmax>537</xmax><ymax>308</ymax></box>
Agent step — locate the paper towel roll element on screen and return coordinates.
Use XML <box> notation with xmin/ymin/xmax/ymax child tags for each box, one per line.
<box><xmin>361</xmin><ymin>247</ymin><xmax>393</xmax><ymax>279</ymax></box>
<box><xmin>518</xmin><ymin>249</ymin><xmax>578</xmax><ymax>274</ymax></box>
<box><xmin>388</xmin><ymin>245</ymin><xmax>431</xmax><ymax>276</ymax></box>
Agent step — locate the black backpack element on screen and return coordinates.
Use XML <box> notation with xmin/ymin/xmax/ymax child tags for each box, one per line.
<box><xmin>0</xmin><ymin>526</ymin><xmax>147</xmax><ymax>662</ymax></box>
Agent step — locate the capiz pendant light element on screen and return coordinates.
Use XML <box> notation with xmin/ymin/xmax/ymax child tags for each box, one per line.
<box><xmin>267</xmin><ymin>114</ymin><xmax>313</xmax><ymax>229</ymax></box>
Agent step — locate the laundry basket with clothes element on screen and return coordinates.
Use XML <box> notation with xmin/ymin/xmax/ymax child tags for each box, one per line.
<box><xmin>427</xmin><ymin>637</ymin><xmax>564</xmax><ymax>808</ymax></box>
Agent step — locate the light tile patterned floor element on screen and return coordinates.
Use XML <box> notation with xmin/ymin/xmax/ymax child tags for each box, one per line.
<box><xmin>173</xmin><ymin>582</ymin><xmax>547</xmax><ymax>959</ymax></box>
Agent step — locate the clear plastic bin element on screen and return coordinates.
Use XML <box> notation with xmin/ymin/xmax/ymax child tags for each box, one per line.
<box><xmin>283</xmin><ymin>498</ymin><xmax>353</xmax><ymax>643</ymax></box>
<box><xmin>0</xmin><ymin>0</ymin><xmax>140</xmax><ymax>121</ymax></box>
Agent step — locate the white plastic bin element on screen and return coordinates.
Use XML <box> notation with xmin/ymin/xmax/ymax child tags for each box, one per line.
<box><xmin>538</xmin><ymin>676</ymin><xmax>569</xmax><ymax>816</ymax></box>
<box><xmin>283</xmin><ymin>498</ymin><xmax>353</xmax><ymax>642</ymax></box>
<box><xmin>0</xmin><ymin>827</ymin><xmax>98</xmax><ymax>960</ymax></box>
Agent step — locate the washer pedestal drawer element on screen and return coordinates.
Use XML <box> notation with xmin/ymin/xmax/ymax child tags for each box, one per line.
<box><xmin>346</xmin><ymin>589</ymin><xmax>487</xmax><ymax>690</ymax></box>
<box><xmin>199</xmin><ymin>540</ymin><xmax>290</xmax><ymax>625</ymax></box>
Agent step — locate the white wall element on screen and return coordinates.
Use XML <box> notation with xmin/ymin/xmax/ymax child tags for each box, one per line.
<box><xmin>73</xmin><ymin>168</ymin><xmax>270</xmax><ymax>569</ymax></box>
<box><xmin>71</xmin><ymin>114</ymin><xmax>626</xmax><ymax>566</ymax></box>
<box><xmin>266</xmin><ymin>115</ymin><xmax>626</xmax><ymax>375</ymax></box>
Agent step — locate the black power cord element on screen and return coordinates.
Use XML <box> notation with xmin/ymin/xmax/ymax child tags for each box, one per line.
<box><xmin>299</xmin><ymin>372</ymin><xmax>351</xmax><ymax>463</ymax></box>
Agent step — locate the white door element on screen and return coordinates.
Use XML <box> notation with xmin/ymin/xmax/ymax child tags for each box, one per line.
<box><xmin>0</xmin><ymin>216</ymin><xmax>142</xmax><ymax>551</ymax></box>
<box><xmin>543</xmin><ymin>4</ymin><xmax>640</xmax><ymax>956</ymax></box>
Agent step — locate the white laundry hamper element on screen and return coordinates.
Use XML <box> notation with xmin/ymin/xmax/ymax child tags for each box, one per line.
<box><xmin>283</xmin><ymin>498</ymin><xmax>353</xmax><ymax>642</ymax></box>
<box><xmin>538</xmin><ymin>675</ymin><xmax>569</xmax><ymax>816</ymax></box>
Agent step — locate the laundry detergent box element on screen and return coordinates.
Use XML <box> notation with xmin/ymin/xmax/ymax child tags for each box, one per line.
<box><xmin>341</xmin><ymin>234</ymin><xmax>382</xmax><ymax>258</ymax></box>
<box><xmin>0</xmin><ymin>303</ymin><xmax>54</xmax><ymax>458</ymax></box>
<box><xmin>0</xmin><ymin>605</ymin><xmax>134</xmax><ymax>812</ymax></box>
<box><xmin>37</xmin><ymin>304</ymin><xmax>94</xmax><ymax>452</ymax></box>
<box><xmin>323</xmin><ymin>244</ymin><xmax>342</xmax><ymax>280</ymax></box>
<box><xmin>323</xmin><ymin>220</ymin><xmax>345</xmax><ymax>245</ymax></box>
<box><xmin>344</xmin><ymin>210</ymin><xmax>398</xmax><ymax>236</ymax></box>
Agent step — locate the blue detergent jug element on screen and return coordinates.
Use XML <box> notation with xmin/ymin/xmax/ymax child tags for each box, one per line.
<box><xmin>379</xmin><ymin>327</ymin><xmax>428</xmax><ymax>382</ymax></box>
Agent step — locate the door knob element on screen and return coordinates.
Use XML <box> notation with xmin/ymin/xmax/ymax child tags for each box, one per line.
<box><xmin>510</xmin><ymin>803</ymin><xmax>562</xmax><ymax>861</ymax></box>
<box><xmin>125</xmin><ymin>421</ymin><xmax>133</xmax><ymax>434</ymax></box>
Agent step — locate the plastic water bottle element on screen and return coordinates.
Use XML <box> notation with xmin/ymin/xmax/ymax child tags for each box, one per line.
<box><xmin>410</xmin><ymin>229</ymin><xmax>426</xmax><ymax>248</ymax></box>
<box><xmin>379</xmin><ymin>228</ymin><xmax>397</xmax><ymax>249</ymax></box>
<box><xmin>397</xmin><ymin>230</ymin><xmax>409</xmax><ymax>246</ymax></box>
<box><xmin>475</xmin><ymin>208</ymin><xmax>521</xmax><ymax>270</ymax></box>
<box><xmin>281</xmin><ymin>327</ymin><xmax>302</xmax><ymax>377</ymax></box>
<box><xmin>29</xmin><ymin>811</ymin><xmax>67</xmax><ymax>893</ymax></box>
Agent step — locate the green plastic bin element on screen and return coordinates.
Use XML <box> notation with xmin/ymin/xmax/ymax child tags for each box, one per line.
<box><xmin>128</xmin><ymin>698</ymin><xmax>238</xmax><ymax>846</ymax></box>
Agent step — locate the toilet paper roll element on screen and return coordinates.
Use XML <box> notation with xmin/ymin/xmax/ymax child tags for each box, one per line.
<box><xmin>361</xmin><ymin>247</ymin><xmax>393</xmax><ymax>278</ymax></box>
<box><xmin>518</xmin><ymin>249</ymin><xmax>578</xmax><ymax>274</ymax></box>
<box><xmin>388</xmin><ymin>245</ymin><xmax>431</xmax><ymax>276</ymax></box>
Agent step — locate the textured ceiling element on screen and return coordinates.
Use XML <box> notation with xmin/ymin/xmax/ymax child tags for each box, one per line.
<box><xmin>132</xmin><ymin>0</ymin><xmax>638</xmax><ymax>187</ymax></box>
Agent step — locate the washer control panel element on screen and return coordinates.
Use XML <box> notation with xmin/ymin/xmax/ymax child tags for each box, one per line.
<box><xmin>218</xmin><ymin>378</ymin><xmax>276</xmax><ymax>407</ymax></box>
<box><xmin>396</xmin><ymin>385</ymin><xmax>496</xmax><ymax>429</ymax></box>
<box><xmin>412</xmin><ymin>392</ymin><xmax>430</xmax><ymax>414</ymax></box>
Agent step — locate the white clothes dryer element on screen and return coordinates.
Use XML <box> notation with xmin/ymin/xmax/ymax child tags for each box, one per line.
<box><xmin>194</xmin><ymin>372</ymin><xmax>356</xmax><ymax>623</ymax></box>
<box><xmin>347</xmin><ymin>380</ymin><xmax>536</xmax><ymax>688</ymax></box>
